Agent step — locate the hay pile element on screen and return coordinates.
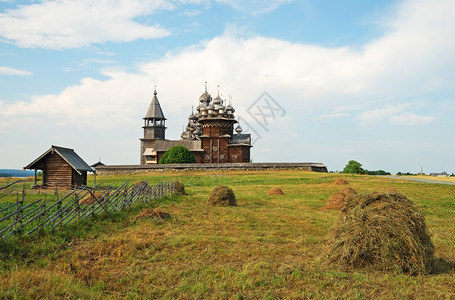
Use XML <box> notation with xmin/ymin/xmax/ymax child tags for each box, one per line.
<box><xmin>323</xmin><ymin>192</ymin><xmax>435</xmax><ymax>275</ymax></box>
<box><xmin>322</xmin><ymin>192</ymin><xmax>346</xmax><ymax>210</ymax></box>
<box><xmin>322</xmin><ymin>187</ymin><xmax>357</xmax><ymax>210</ymax></box>
<box><xmin>134</xmin><ymin>208</ymin><xmax>171</xmax><ymax>221</ymax></box>
<box><xmin>335</xmin><ymin>178</ymin><xmax>349</xmax><ymax>185</ymax></box>
<box><xmin>132</xmin><ymin>181</ymin><xmax>148</xmax><ymax>192</ymax></box>
<box><xmin>268</xmin><ymin>187</ymin><xmax>285</xmax><ymax>196</ymax></box>
<box><xmin>208</xmin><ymin>185</ymin><xmax>237</xmax><ymax>206</ymax></box>
<box><xmin>172</xmin><ymin>181</ymin><xmax>186</xmax><ymax>195</ymax></box>
<box><xmin>79</xmin><ymin>191</ymin><xmax>103</xmax><ymax>205</ymax></box>
<box><xmin>342</xmin><ymin>187</ymin><xmax>357</xmax><ymax>197</ymax></box>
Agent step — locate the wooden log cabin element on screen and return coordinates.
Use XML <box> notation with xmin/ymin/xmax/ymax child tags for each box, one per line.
<box><xmin>24</xmin><ymin>145</ymin><xmax>94</xmax><ymax>188</ymax></box>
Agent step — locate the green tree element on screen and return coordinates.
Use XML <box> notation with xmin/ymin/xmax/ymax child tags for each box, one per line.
<box><xmin>159</xmin><ymin>145</ymin><xmax>196</xmax><ymax>164</ymax></box>
<box><xmin>342</xmin><ymin>160</ymin><xmax>366</xmax><ymax>174</ymax></box>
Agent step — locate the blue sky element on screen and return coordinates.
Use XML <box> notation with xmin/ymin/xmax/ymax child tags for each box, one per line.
<box><xmin>1</xmin><ymin>0</ymin><xmax>454</xmax><ymax>174</ymax></box>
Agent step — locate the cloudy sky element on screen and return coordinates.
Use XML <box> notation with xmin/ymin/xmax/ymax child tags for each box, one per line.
<box><xmin>1</xmin><ymin>0</ymin><xmax>454</xmax><ymax>174</ymax></box>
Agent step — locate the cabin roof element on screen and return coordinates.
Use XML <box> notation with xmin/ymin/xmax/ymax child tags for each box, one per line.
<box><xmin>24</xmin><ymin>145</ymin><xmax>94</xmax><ymax>175</ymax></box>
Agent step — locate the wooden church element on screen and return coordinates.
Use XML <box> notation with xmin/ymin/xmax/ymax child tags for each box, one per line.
<box><xmin>140</xmin><ymin>84</ymin><xmax>252</xmax><ymax>164</ymax></box>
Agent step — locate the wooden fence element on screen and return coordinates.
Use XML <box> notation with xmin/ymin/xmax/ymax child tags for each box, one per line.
<box><xmin>0</xmin><ymin>180</ymin><xmax>175</xmax><ymax>241</ymax></box>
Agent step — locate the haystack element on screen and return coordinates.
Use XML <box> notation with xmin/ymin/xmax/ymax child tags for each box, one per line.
<box><xmin>322</xmin><ymin>187</ymin><xmax>357</xmax><ymax>210</ymax></box>
<box><xmin>323</xmin><ymin>192</ymin><xmax>435</xmax><ymax>275</ymax></box>
<box><xmin>341</xmin><ymin>187</ymin><xmax>357</xmax><ymax>197</ymax></box>
<box><xmin>79</xmin><ymin>191</ymin><xmax>103</xmax><ymax>205</ymax></box>
<box><xmin>172</xmin><ymin>181</ymin><xmax>186</xmax><ymax>195</ymax></box>
<box><xmin>132</xmin><ymin>181</ymin><xmax>148</xmax><ymax>192</ymax></box>
<box><xmin>335</xmin><ymin>178</ymin><xmax>349</xmax><ymax>185</ymax></box>
<box><xmin>134</xmin><ymin>208</ymin><xmax>171</xmax><ymax>221</ymax></box>
<box><xmin>322</xmin><ymin>192</ymin><xmax>346</xmax><ymax>210</ymax></box>
<box><xmin>208</xmin><ymin>185</ymin><xmax>237</xmax><ymax>206</ymax></box>
<box><xmin>268</xmin><ymin>187</ymin><xmax>285</xmax><ymax>196</ymax></box>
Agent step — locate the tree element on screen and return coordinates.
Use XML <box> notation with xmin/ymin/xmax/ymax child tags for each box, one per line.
<box><xmin>159</xmin><ymin>145</ymin><xmax>196</xmax><ymax>164</ymax></box>
<box><xmin>342</xmin><ymin>160</ymin><xmax>366</xmax><ymax>174</ymax></box>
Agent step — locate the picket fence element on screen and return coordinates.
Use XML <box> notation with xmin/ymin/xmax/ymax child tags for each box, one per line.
<box><xmin>0</xmin><ymin>180</ymin><xmax>175</xmax><ymax>241</ymax></box>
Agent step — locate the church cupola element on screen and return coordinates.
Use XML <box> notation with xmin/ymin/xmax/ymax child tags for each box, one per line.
<box><xmin>143</xmin><ymin>87</ymin><xmax>166</xmax><ymax>139</ymax></box>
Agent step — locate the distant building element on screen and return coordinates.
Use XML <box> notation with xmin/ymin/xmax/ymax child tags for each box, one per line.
<box><xmin>429</xmin><ymin>171</ymin><xmax>448</xmax><ymax>177</ymax></box>
<box><xmin>24</xmin><ymin>145</ymin><xmax>94</xmax><ymax>188</ymax></box>
<box><xmin>140</xmin><ymin>84</ymin><xmax>252</xmax><ymax>164</ymax></box>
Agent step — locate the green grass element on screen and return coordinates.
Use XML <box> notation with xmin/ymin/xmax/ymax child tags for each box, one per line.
<box><xmin>1</xmin><ymin>170</ymin><xmax>454</xmax><ymax>299</ymax></box>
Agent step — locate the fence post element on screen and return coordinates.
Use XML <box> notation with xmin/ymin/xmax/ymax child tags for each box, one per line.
<box><xmin>14</xmin><ymin>187</ymin><xmax>25</xmax><ymax>235</ymax></box>
<box><xmin>40</xmin><ymin>195</ymin><xmax>46</xmax><ymax>233</ymax></box>
<box><xmin>54</xmin><ymin>187</ymin><xmax>61</xmax><ymax>229</ymax></box>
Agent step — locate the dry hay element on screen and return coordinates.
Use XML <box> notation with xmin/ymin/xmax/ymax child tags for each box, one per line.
<box><xmin>342</xmin><ymin>187</ymin><xmax>357</xmax><ymax>197</ymax></box>
<box><xmin>322</xmin><ymin>187</ymin><xmax>357</xmax><ymax>210</ymax></box>
<box><xmin>322</xmin><ymin>192</ymin><xmax>346</xmax><ymax>210</ymax></box>
<box><xmin>323</xmin><ymin>192</ymin><xmax>435</xmax><ymax>275</ymax></box>
<box><xmin>335</xmin><ymin>178</ymin><xmax>349</xmax><ymax>185</ymax></box>
<box><xmin>268</xmin><ymin>187</ymin><xmax>285</xmax><ymax>196</ymax></box>
<box><xmin>208</xmin><ymin>185</ymin><xmax>237</xmax><ymax>206</ymax></box>
<box><xmin>79</xmin><ymin>191</ymin><xmax>104</xmax><ymax>205</ymax></box>
<box><xmin>171</xmin><ymin>181</ymin><xmax>186</xmax><ymax>195</ymax></box>
<box><xmin>132</xmin><ymin>181</ymin><xmax>148</xmax><ymax>192</ymax></box>
<box><xmin>134</xmin><ymin>208</ymin><xmax>171</xmax><ymax>221</ymax></box>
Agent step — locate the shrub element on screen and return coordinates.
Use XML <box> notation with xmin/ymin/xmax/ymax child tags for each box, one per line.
<box><xmin>159</xmin><ymin>146</ymin><xmax>196</xmax><ymax>164</ymax></box>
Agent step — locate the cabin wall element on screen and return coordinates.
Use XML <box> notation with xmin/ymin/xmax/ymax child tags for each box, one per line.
<box><xmin>73</xmin><ymin>170</ymin><xmax>87</xmax><ymax>187</ymax></box>
<box><xmin>44</xmin><ymin>153</ymin><xmax>73</xmax><ymax>187</ymax></box>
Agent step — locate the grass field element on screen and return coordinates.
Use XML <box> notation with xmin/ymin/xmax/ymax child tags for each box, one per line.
<box><xmin>1</xmin><ymin>170</ymin><xmax>454</xmax><ymax>299</ymax></box>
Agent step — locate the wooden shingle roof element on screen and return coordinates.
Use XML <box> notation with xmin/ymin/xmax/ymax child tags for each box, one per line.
<box><xmin>24</xmin><ymin>145</ymin><xmax>94</xmax><ymax>175</ymax></box>
<box><xmin>145</xmin><ymin>89</ymin><xmax>166</xmax><ymax>120</ymax></box>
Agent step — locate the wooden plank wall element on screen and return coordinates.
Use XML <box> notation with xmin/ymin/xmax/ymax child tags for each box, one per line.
<box><xmin>44</xmin><ymin>153</ymin><xmax>73</xmax><ymax>188</ymax></box>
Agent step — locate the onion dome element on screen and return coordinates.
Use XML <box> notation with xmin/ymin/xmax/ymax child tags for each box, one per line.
<box><xmin>235</xmin><ymin>123</ymin><xmax>243</xmax><ymax>134</ymax></box>
<box><xmin>201</xmin><ymin>106</ymin><xmax>208</xmax><ymax>116</ymax></box>
<box><xmin>226</xmin><ymin>104</ymin><xmax>234</xmax><ymax>116</ymax></box>
<box><xmin>199</xmin><ymin>82</ymin><xmax>212</xmax><ymax>106</ymax></box>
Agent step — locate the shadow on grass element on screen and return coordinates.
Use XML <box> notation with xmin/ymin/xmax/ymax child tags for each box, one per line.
<box><xmin>431</xmin><ymin>257</ymin><xmax>455</xmax><ymax>274</ymax></box>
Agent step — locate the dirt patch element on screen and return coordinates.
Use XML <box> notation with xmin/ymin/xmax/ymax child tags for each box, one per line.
<box><xmin>323</xmin><ymin>192</ymin><xmax>436</xmax><ymax>275</ymax></box>
<box><xmin>268</xmin><ymin>187</ymin><xmax>285</xmax><ymax>196</ymax></box>
<box><xmin>208</xmin><ymin>185</ymin><xmax>237</xmax><ymax>206</ymax></box>
<box><xmin>335</xmin><ymin>178</ymin><xmax>349</xmax><ymax>185</ymax></box>
<box><xmin>134</xmin><ymin>208</ymin><xmax>171</xmax><ymax>221</ymax></box>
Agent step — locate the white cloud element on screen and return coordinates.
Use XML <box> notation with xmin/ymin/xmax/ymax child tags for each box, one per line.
<box><xmin>0</xmin><ymin>0</ymin><xmax>173</xmax><ymax>49</ymax></box>
<box><xmin>390</xmin><ymin>112</ymin><xmax>434</xmax><ymax>125</ymax></box>
<box><xmin>215</xmin><ymin>0</ymin><xmax>293</xmax><ymax>14</ymax></box>
<box><xmin>0</xmin><ymin>66</ymin><xmax>33</xmax><ymax>76</ymax></box>
<box><xmin>0</xmin><ymin>0</ymin><xmax>454</xmax><ymax>167</ymax></box>
<box><xmin>357</xmin><ymin>104</ymin><xmax>404</xmax><ymax>123</ymax></box>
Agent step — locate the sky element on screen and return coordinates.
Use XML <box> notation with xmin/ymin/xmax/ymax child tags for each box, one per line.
<box><xmin>1</xmin><ymin>0</ymin><xmax>454</xmax><ymax>174</ymax></box>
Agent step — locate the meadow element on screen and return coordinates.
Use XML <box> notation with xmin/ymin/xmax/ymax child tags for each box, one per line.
<box><xmin>1</xmin><ymin>170</ymin><xmax>454</xmax><ymax>299</ymax></box>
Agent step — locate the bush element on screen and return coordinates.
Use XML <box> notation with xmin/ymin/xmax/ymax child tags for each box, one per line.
<box><xmin>159</xmin><ymin>146</ymin><xmax>196</xmax><ymax>164</ymax></box>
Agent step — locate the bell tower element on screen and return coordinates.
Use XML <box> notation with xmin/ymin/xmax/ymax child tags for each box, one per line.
<box><xmin>140</xmin><ymin>87</ymin><xmax>166</xmax><ymax>164</ymax></box>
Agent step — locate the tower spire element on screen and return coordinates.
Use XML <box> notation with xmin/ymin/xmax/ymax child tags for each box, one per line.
<box><xmin>205</xmin><ymin>81</ymin><xmax>207</xmax><ymax>92</ymax></box>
